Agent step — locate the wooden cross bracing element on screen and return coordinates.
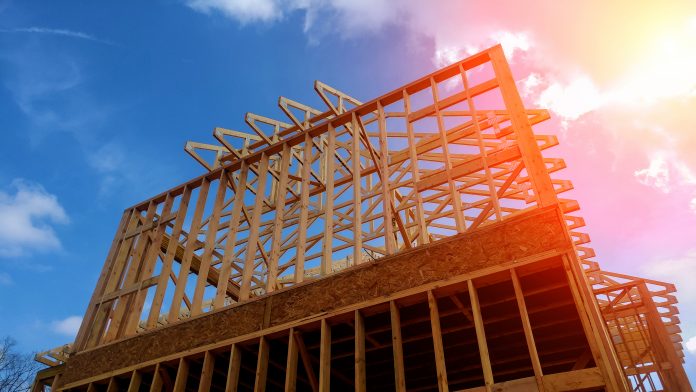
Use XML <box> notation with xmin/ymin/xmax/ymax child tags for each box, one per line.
<box><xmin>74</xmin><ymin>46</ymin><xmax>567</xmax><ymax>349</ymax></box>
<box><xmin>25</xmin><ymin>45</ymin><xmax>691</xmax><ymax>392</ymax></box>
<box><xmin>70</xmin><ymin>46</ymin><xmax>614</xmax><ymax>345</ymax></box>
<box><xmin>56</xmin><ymin>46</ymin><xmax>687</xmax><ymax>392</ymax></box>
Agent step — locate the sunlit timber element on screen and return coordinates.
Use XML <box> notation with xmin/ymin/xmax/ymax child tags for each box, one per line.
<box><xmin>32</xmin><ymin>45</ymin><xmax>691</xmax><ymax>392</ymax></box>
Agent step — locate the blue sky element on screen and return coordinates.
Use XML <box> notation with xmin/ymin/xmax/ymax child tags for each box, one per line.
<box><xmin>1</xmin><ymin>0</ymin><xmax>696</xmax><ymax>383</ymax></box>
<box><xmin>0</xmin><ymin>0</ymin><xmax>438</xmax><ymax>353</ymax></box>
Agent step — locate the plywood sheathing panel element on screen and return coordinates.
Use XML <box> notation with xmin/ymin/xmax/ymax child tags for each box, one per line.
<box><xmin>61</xmin><ymin>301</ymin><xmax>267</xmax><ymax>386</ymax></box>
<box><xmin>61</xmin><ymin>205</ymin><xmax>570</xmax><ymax>386</ymax></box>
<box><xmin>268</xmin><ymin>206</ymin><xmax>568</xmax><ymax>327</ymax></box>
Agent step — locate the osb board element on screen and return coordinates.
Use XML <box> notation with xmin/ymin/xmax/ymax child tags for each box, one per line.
<box><xmin>61</xmin><ymin>205</ymin><xmax>570</xmax><ymax>385</ymax></box>
<box><xmin>268</xmin><ymin>205</ymin><xmax>568</xmax><ymax>326</ymax></box>
<box><xmin>61</xmin><ymin>300</ymin><xmax>267</xmax><ymax>385</ymax></box>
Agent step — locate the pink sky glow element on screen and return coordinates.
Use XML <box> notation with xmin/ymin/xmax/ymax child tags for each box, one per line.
<box><xmin>185</xmin><ymin>0</ymin><xmax>696</xmax><ymax>378</ymax></box>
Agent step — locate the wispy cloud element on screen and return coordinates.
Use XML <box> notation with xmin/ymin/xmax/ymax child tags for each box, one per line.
<box><xmin>185</xmin><ymin>0</ymin><xmax>402</xmax><ymax>40</ymax></box>
<box><xmin>0</xmin><ymin>26</ymin><xmax>114</xmax><ymax>45</ymax></box>
<box><xmin>186</xmin><ymin>0</ymin><xmax>281</xmax><ymax>24</ymax></box>
<box><xmin>51</xmin><ymin>315</ymin><xmax>82</xmax><ymax>338</ymax></box>
<box><xmin>434</xmin><ymin>31</ymin><xmax>531</xmax><ymax>71</ymax></box>
<box><xmin>1</xmin><ymin>39</ymin><xmax>167</xmax><ymax>203</ymax></box>
<box><xmin>634</xmin><ymin>153</ymin><xmax>672</xmax><ymax>193</ymax></box>
<box><xmin>631</xmin><ymin>149</ymin><xmax>696</xmax><ymax>214</ymax></box>
<box><xmin>535</xmin><ymin>76</ymin><xmax>603</xmax><ymax>126</ymax></box>
<box><xmin>5</xmin><ymin>66</ymin><xmax>83</xmax><ymax>138</ymax></box>
<box><xmin>0</xmin><ymin>179</ymin><xmax>69</xmax><ymax>257</ymax></box>
<box><xmin>86</xmin><ymin>142</ymin><xmax>134</xmax><ymax>197</ymax></box>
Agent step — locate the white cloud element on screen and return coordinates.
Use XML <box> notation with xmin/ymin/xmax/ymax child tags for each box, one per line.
<box><xmin>493</xmin><ymin>31</ymin><xmax>531</xmax><ymax>59</ymax></box>
<box><xmin>634</xmin><ymin>153</ymin><xmax>671</xmax><ymax>193</ymax></box>
<box><xmin>687</xmin><ymin>335</ymin><xmax>696</xmax><ymax>354</ymax></box>
<box><xmin>536</xmin><ymin>75</ymin><xmax>603</xmax><ymax>125</ymax></box>
<box><xmin>690</xmin><ymin>198</ymin><xmax>696</xmax><ymax>215</ymax></box>
<box><xmin>633</xmin><ymin>151</ymin><xmax>696</xmax><ymax>195</ymax></box>
<box><xmin>433</xmin><ymin>46</ymin><xmax>462</xmax><ymax>68</ymax></box>
<box><xmin>533</xmin><ymin>16</ymin><xmax>696</xmax><ymax>120</ymax></box>
<box><xmin>186</xmin><ymin>0</ymin><xmax>401</xmax><ymax>40</ymax></box>
<box><xmin>520</xmin><ymin>73</ymin><xmax>541</xmax><ymax>98</ymax></box>
<box><xmin>673</xmin><ymin>159</ymin><xmax>696</xmax><ymax>186</ymax></box>
<box><xmin>0</xmin><ymin>179</ymin><xmax>69</xmax><ymax>257</ymax></box>
<box><xmin>434</xmin><ymin>31</ymin><xmax>531</xmax><ymax>69</ymax></box>
<box><xmin>186</xmin><ymin>0</ymin><xmax>282</xmax><ymax>23</ymax></box>
<box><xmin>607</xmin><ymin>30</ymin><xmax>696</xmax><ymax>105</ymax></box>
<box><xmin>51</xmin><ymin>315</ymin><xmax>83</xmax><ymax>337</ymax></box>
<box><xmin>462</xmin><ymin>31</ymin><xmax>530</xmax><ymax>60</ymax></box>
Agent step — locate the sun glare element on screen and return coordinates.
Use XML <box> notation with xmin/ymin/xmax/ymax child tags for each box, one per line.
<box><xmin>611</xmin><ymin>16</ymin><xmax>696</xmax><ymax>104</ymax></box>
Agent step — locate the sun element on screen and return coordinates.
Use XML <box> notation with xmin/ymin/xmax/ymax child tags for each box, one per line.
<box><xmin>611</xmin><ymin>16</ymin><xmax>696</xmax><ymax>104</ymax></box>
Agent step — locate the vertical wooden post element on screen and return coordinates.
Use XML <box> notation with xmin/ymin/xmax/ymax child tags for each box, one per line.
<box><xmin>296</xmin><ymin>331</ymin><xmax>319</xmax><ymax>392</ymax></box>
<box><xmin>173</xmin><ymin>358</ymin><xmax>189</xmax><ymax>392</ymax></box>
<box><xmin>403</xmin><ymin>90</ymin><xmax>429</xmax><ymax>245</ymax></box>
<box><xmin>254</xmin><ymin>337</ymin><xmax>270</xmax><ymax>392</ymax></box>
<box><xmin>106</xmin><ymin>377</ymin><xmax>118</xmax><ymax>392</ymax></box>
<box><xmin>390</xmin><ymin>301</ymin><xmax>407</xmax><ymax>392</ymax></box>
<box><xmin>127</xmin><ymin>370</ymin><xmax>142</xmax><ymax>392</ymax></box>
<box><xmin>322</xmin><ymin>125</ymin><xmax>336</xmax><ymax>276</ymax></box>
<box><xmin>428</xmin><ymin>291</ymin><xmax>449</xmax><ymax>392</ymax></box>
<box><xmin>198</xmin><ymin>351</ymin><xmax>216</xmax><ymax>392</ymax></box>
<box><xmin>510</xmin><ymin>269</ymin><xmax>544</xmax><ymax>391</ymax></box>
<box><xmin>268</xmin><ymin>145</ymin><xmax>291</xmax><ymax>293</ymax></box>
<box><xmin>319</xmin><ymin>319</ymin><xmax>332</xmax><ymax>392</ymax></box>
<box><xmin>351</xmin><ymin>114</ymin><xmax>363</xmax><ymax>265</ymax></box>
<box><xmin>354</xmin><ymin>310</ymin><xmax>367</xmax><ymax>392</ymax></box>
<box><xmin>150</xmin><ymin>364</ymin><xmax>163</xmax><ymax>392</ymax></box>
<box><xmin>240</xmin><ymin>153</ymin><xmax>270</xmax><ymax>300</ymax></box>
<box><xmin>377</xmin><ymin>102</ymin><xmax>396</xmax><ymax>254</ymax></box>
<box><xmin>295</xmin><ymin>133</ymin><xmax>312</xmax><ymax>283</ymax></box>
<box><xmin>468</xmin><ymin>280</ymin><xmax>493</xmax><ymax>390</ymax></box>
<box><xmin>285</xmin><ymin>328</ymin><xmax>299</xmax><ymax>392</ymax></box>
<box><xmin>226</xmin><ymin>344</ymin><xmax>242</xmax><ymax>392</ymax></box>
